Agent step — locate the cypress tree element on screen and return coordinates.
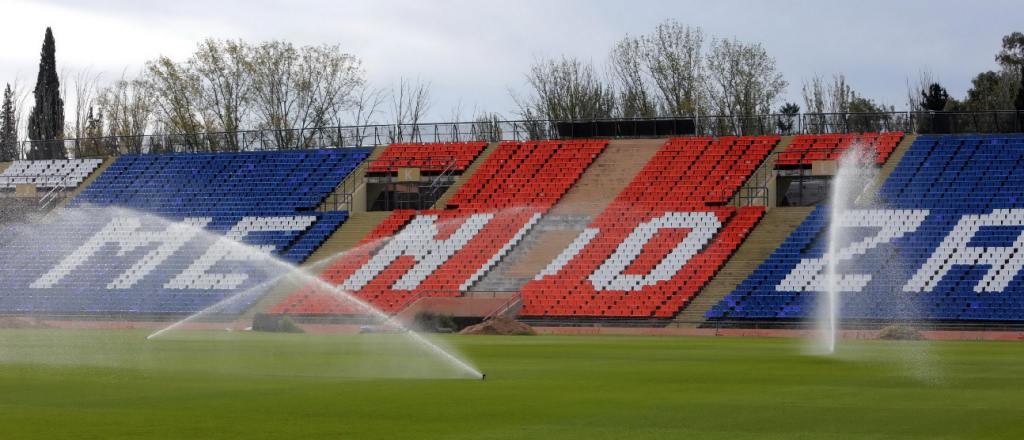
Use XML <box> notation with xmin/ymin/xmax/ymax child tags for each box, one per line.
<box><xmin>1</xmin><ymin>84</ymin><xmax>16</xmax><ymax>161</ymax></box>
<box><xmin>27</xmin><ymin>27</ymin><xmax>65</xmax><ymax>160</ymax></box>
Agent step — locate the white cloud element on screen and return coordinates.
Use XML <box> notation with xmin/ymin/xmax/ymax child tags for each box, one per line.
<box><xmin>2</xmin><ymin>0</ymin><xmax>1021</xmax><ymax>122</ymax></box>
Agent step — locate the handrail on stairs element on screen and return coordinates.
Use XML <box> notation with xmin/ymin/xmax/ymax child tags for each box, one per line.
<box><xmin>387</xmin><ymin>290</ymin><xmax>445</xmax><ymax>318</ymax></box>
<box><xmin>39</xmin><ymin>171</ymin><xmax>76</xmax><ymax>209</ymax></box>
<box><xmin>483</xmin><ymin>291</ymin><xmax>523</xmax><ymax>321</ymax></box>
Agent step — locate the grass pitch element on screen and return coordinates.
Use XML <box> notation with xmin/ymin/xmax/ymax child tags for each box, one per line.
<box><xmin>0</xmin><ymin>330</ymin><xmax>1022</xmax><ymax>439</ymax></box>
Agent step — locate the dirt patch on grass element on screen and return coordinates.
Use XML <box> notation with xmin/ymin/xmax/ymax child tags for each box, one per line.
<box><xmin>0</xmin><ymin>317</ymin><xmax>53</xmax><ymax>329</ymax></box>
<box><xmin>875</xmin><ymin>324</ymin><xmax>925</xmax><ymax>340</ymax></box>
<box><xmin>460</xmin><ymin>316</ymin><xmax>536</xmax><ymax>335</ymax></box>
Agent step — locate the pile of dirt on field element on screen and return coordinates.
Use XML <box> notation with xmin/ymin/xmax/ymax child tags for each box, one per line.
<box><xmin>460</xmin><ymin>316</ymin><xmax>536</xmax><ymax>335</ymax></box>
<box><xmin>874</xmin><ymin>324</ymin><xmax>925</xmax><ymax>340</ymax></box>
<box><xmin>0</xmin><ymin>317</ymin><xmax>52</xmax><ymax>329</ymax></box>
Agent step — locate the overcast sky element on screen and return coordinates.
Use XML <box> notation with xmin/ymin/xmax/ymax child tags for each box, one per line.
<box><xmin>1</xmin><ymin>0</ymin><xmax>1021</xmax><ymax>122</ymax></box>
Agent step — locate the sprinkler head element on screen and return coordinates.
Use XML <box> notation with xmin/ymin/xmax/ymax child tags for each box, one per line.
<box><xmin>481</xmin><ymin>374</ymin><xmax>486</xmax><ymax>381</ymax></box>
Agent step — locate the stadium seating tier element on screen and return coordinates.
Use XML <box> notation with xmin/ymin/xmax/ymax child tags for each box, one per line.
<box><xmin>0</xmin><ymin>148</ymin><xmax>370</xmax><ymax>315</ymax></box>
<box><xmin>274</xmin><ymin>140</ymin><xmax>609</xmax><ymax>314</ymax></box>
<box><xmin>0</xmin><ymin>158</ymin><xmax>104</xmax><ymax>189</ymax></box>
<box><xmin>714</xmin><ymin>134</ymin><xmax>1024</xmax><ymax>321</ymax></box>
<box><xmin>519</xmin><ymin>136</ymin><xmax>778</xmax><ymax>318</ymax></box>
<box><xmin>778</xmin><ymin>132</ymin><xmax>903</xmax><ymax>165</ymax></box>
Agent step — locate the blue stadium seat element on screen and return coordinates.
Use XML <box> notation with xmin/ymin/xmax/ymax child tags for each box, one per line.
<box><xmin>0</xmin><ymin>148</ymin><xmax>370</xmax><ymax>315</ymax></box>
<box><xmin>712</xmin><ymin>135</ymin><xmax>1024</xmax><ymax>322</ymax></box>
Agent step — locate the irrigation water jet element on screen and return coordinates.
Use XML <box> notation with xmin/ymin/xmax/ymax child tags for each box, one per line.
<box><xmin>134</xmin><ymin>207</ymin><xmax>488</xmax><ymax>379</ymax></box>
<box><xmin>11</xmin><ymin>205</ymin><xmax>483</xmax><ymax>379</ymax></box>
<box><xmin>144</xmin><ymin>237</ymin><xmax>390</xmax><ymax>340</ymax></box>
<box><xmin>819</xmin><ymin>145</ymin><xmax>878</xmax><ymax>355</ymax></box>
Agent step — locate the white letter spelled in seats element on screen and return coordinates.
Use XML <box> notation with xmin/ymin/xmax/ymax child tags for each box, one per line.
<box><xmin>777</xmin><ymin>209</ymin><xmax>928</xmax><ymax>293</ymax></box>
<box><xmin>588</xmin><ymin>212</ymin><xmax>721</xmax><ymax>291</ymax></box>
<box><xmin>340</xmin><ymin>214</ymin><xmax>493</xmax><ymax>291</ymax></box>
<box><xmin>905</xmin><ymin>209</ymin><xmax>1024</xmax><ymax>293</ymax></box>
<box><xmin>166</xmin><ymin>216</ymin><xmax>316</xmax><ymax>290</ymax></box>
<box><xmin>30</xmin><ymin>217</ymin><xmax>212</xmax><ymax>289</ymax></box>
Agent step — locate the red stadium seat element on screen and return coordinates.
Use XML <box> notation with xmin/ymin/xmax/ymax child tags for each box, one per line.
<box><xmin>519</xmin><ymin>136</ymin><xmax>776</xmax><ymax>318</ymax></box>
<box><xmin>274</xmin><ymin>139</ymin><xmax>609</xmax><ymax>315</ymax></box>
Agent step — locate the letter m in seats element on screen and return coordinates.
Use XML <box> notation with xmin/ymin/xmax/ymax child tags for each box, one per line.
<box><xmin>30</xmin><ymin>217</ymin><xmax>211</xmax><ymax>289</ymax></box>
<box><xmin>340</xmin><ymin>213</ymin><xmax>493</xmax><ymax>291</ymax></box>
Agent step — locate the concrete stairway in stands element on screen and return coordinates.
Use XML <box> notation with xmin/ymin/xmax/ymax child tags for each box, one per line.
<box><xmin>240</xmin><ymin>211</ymin><xmax>393</xmax><ymax>320</ymax></box>
<box><xmin>315</xmin><ymin>145</ymin><xmax>388</xmax><ymax>212</ymax></box>
<box><xmin>549</xmin><ymin>138</ymin><xmax>664</xmax><ymax>216</ymax></box>
<box><xmin>674</xmin><ymin>206</ymin><xmax>815</xmax><ymax>325</ymax></box>
<box><xmin>858</xmin><ymin>134</ymin><xmax>917</xmax><ymax>205</ymax></box>
<box><xmin>434</xmin><ymin>142</ymin><xmax>501</xmax><ymax>209</ymax></box>
<box><xmin>304</xmin><ymin>211</ymin><xmax>393</xmax><ymax>266</ymax></box>
<box><xmin>470</xmin><ymin>138</ymin><xmax>664</xmax><ymax>292</ymax></box>
<box><xmin>44</xmin><ymin>156</ymin><xmax>118</xmax><ymax>220</ymax></box>
<box><xmin>470</xmin><ymin>215</ymin><xmax>592</xmax><ymax>292</ymax></box>
<box><xmin>727</xmin><ymin>135</ymin><xmax>794</xmax><ymax>207</ymax></box>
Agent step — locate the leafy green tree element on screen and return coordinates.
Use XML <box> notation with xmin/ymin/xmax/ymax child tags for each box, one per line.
<box><xmin>996</xmin><ymin>32</ymin><xmax>1024</xmax><ymax>72</ymax></box>
<box><xmin>995</xmin><ymin>32</ymin><xmax>1024</xmax><ymax>111</ymax></box>
<box><xmin>964</xmin><ymin>71</ymin><xmax>1014</xmax><ymax>111</ymax></box>
<box><xmin>920</xmin><ymin>83</ymin><xmax>949</xmax><ymax>111</ymax></box>
<box><xmin>777</xmin><ymin>102</ymin><xmax>799</xmax><ymax>134</ymax></box>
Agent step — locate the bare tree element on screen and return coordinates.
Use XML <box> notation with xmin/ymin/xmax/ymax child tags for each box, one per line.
<box><xmin>249</xmin><ymin>41</ymin><xmax>364</xmax><ymax>149</ymax></box>
<box><xmin>10</xmin><ymin>75</ymin><xmax>33</xmax><ymax>159</ymax></box>
<box><xmin>98</xmin><ymin>70</ymin><xmax>154</xmax><ymax>154</ymax></box>
<box><xmin>66</xmin><ymin>67</ymin><xmax>104</xmax><ymax>156</ymax></box>
<box><xmin>803</xmin><ymin>73</ymin><xmax>896</xmax><ymax>133</ymax></box>
<box><xmin>643</xmin><ymin>21</ymin><xmax>706</xmax><ymax>116</ymax></box>
<box><xmin>517</xmin><ymin>20</ymin><xmax>788</xmax><ymax>124</ymax></box>
<box><xmin>803</xmin><ymin>73</ymin><xmax>856</xmax><ymax>114</ymax></box>
<box><xmin>608</xmin><ymin>35</ymin><xmax>656</xmax><ymax>117</ymax></box>
<box><xmin>472</xmin><ymin>108</ymin><xmax>503</xmax><ymax>143</ymax></box>
<box><xmin>191</xmin><ymin>38</ymin><xmax>253</xmax><ymax>150</ymax></box>
<box><xmin>906</xmin><ymin>69</ymin><xmax>938</xmax><ymax>113</ymax></box>
<box><xmin>704</xmin><ymin>37</ymin><xmax>786</xmax><ymax>117</ymax></box>
<box><xmin>512</xmin><ymin>56</ymin><xmax>615</xmax><ymax>121</ymax></box>
<box><xmin>389</xmin><ymin>77</ymin><xmax>433</xmax><ymax>142</ymax></box>
<box><xmin>444</xmin><ymin>98</ymin><xmax>464</xmax><ymax>124</ymax></box>
<box><xmin>340</xmin><ymin>81</ymin><xmax>386</xmax><ymax>146</ymax></box>
<box><xmin>145</xmin><ymin>55</ymin><xmax>209</xmax><ymax>138</ymax></box>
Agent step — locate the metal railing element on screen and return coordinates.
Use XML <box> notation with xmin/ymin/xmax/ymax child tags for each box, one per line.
<box><xmin>483</xmin><ymin>292</ymin><xmax>523</xmax><ymax>321</ymax></box>
<box><xmin>387</xmin><ymin>291</ymin><xmax>431</xmax><ymax>318</ymax></box>
<box><xmin>2</xmin><ymin>110</ymin><xmax>1020</xmax><ymax>160</ymax></box>
<box><xmin>801</xmin><ymin>110</ymin><xmax>1024</xmax><ymax>135</ymax></box>
<box><xmin>800</xmin><ymin>112</ymin><xmax>911</xmax><ymax>135</ymax></box>
<box><xmin>0</xmin><ymin>173</ymin><xmax>74</xmax><ymax>189</ymax></box>
<box><xmin>732</xmin><ymin>146</ymin><xmax>894</xmax><ymax>208</ymax></box>
<box><xmin>0</xmin><ymin>172</ymin><xmax>79</xmax><ymax>210</ymax></box>
<box><xmin>316</xmin><ymin>157</ymin><xmax>458</xmax><ymax>212</ymax></box>
<box><xmin>39</xmin><ymin>172</ymin><xmax>75</xmax><ymax>209</ymax></box>
<box><xmin>386</xmin><ymin>290</ymin><xmax>520</xmax><ymax>319</ymax></box>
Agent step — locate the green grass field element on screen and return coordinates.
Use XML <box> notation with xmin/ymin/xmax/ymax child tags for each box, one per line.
<box><xmin>1</xmin><ymin>329</ymin><xmax>1023</xmax><ymax>439</ymax></box>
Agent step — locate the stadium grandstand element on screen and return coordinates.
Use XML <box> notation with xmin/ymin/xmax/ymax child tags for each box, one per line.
<box><xmin>0</xmin><ymin>113</ymin><xmax>1022</xmax><ymax>330</ymax></box>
